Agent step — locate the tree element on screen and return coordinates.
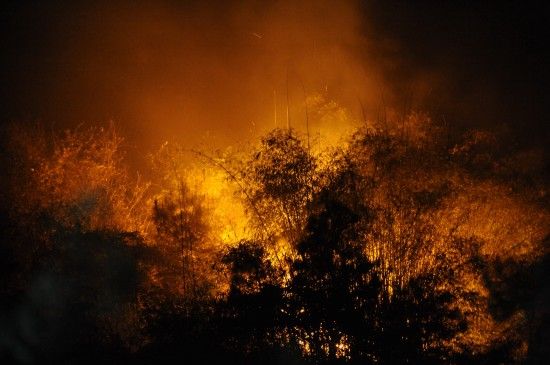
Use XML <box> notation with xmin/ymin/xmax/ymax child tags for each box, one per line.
<box><xmin>241</xmin><ymin>128</ymin><xmax>316</xmax><ymax>245</ymax></box>
<box><xmin>287</xmin><ymin>192</ymin><xmax>379</xmax><ymax>362</ymax></box>
<box><xmin>149</xmin><ymin>141</ymin><xmax>223</xmax><ymax>300</ymax></box>
<box><xmin>218</xmin><ymin>241</ymin><xmax>286</xmax><ymax>363</ymax></box>
<box><xmin>3</xmin><ymin>123</ymin><xmax>150</xmax><ymax>233</ymax></box>
<box><xmin>152</xmin><ymin>183</ymin><xmax>213</xmax><ymax>298</ymax></box>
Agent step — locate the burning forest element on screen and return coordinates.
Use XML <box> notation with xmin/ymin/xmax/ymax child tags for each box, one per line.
<box><xmin>1</xmin><ymin>1</ymin><xmax>548</xmax><ymax>364</ymax></box>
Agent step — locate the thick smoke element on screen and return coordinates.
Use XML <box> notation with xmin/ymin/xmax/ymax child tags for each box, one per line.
<box><xmin>1</xmin><ymin>0</ymin><xmax>548</xmax><ymax>155</ymax></box>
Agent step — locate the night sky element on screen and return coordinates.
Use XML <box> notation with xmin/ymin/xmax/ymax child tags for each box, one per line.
<box><xmin>1</xmin><ymin>1</ymin><xmax>548</xmax><ymax>154</ymax></box>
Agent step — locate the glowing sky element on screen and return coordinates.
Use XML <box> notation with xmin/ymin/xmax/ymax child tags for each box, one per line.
<box><xmin>1</xmin><ymin>0</ymin><xmax>548</xmax><ymax>159</ymax></box>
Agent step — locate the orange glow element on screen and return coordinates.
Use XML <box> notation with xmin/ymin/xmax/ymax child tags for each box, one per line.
<box><xmin>1</xmin><ymin>2</ymin><xmax>548</xmax><ymax>363</ymax></box>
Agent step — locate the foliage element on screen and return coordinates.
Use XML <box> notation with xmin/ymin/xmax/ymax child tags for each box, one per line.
<box><xmin>1</xmin><ymin>117</ymin><xmax>548</xmax><ymax>364</ymax></box>
<box><xmin>240</xmin><ymin>128</ymin><xmax>316</xmax><ymax>243</ymax></box>
<box><xmin>2</xmin><ymin>123</ymin><xmax>150</xmax><ymax>233</ymax></box>
<box><xmin>149</xmin><ymin>142</ymin><xmax>224</xmax><ymax>299</ymax></box>
<box><xmin>151</xmin><ymin>184</ymin><xmax>217</xmax><ymax>298</ymax></box>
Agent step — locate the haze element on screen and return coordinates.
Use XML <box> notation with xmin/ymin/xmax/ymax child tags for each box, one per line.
<box><xmin>1</xmin><ymin>1</ymin><xmax>548</xmax><ymax>156</ymax></box>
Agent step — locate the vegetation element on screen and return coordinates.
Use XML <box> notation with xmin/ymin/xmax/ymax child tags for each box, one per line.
<box><xmin>0</xmin><ymin>111</ymin><xmax>548</xmax><ymax>364</ymax></box>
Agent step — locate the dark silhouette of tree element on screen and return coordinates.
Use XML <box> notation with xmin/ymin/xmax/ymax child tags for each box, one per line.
<box><xmin>218</xmin><ymin>241</ymin><xmax>287</xmax><ymax>363</ymax></box>
<box><xmin>1</xmin><ymin>119</ymin><xmax>548</xmax><ymax>364</ymax></box>
<box><xmin>0</xmin><ymin>226</ymin><xmax>154</xmax><ymax>364</ymax></box>
<box><xmin>286</xmin><ymin>193</ymin><xmax>380</xmax><ymax>363</ymax></box>
<box><xmin>376</xmin><ymin>272</ymin><xmax>467</xmax><ymax>364</ymax></box>
<box><xmin>152</xmin><ymin>184</ymin><xmax>212</xmax><ymax>299</ymax></box>
<box><xmin>283</xmin><ymin>189</ymin><xmax>467</xmax><ymax>364</ymax></box>
<box><xmin>241</xmin><ymin>128</ymin><xmax>316</xmax><ymax>244</ymax></box>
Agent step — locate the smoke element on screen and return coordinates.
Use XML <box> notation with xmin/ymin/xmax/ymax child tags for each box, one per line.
<box><xmin>1</xmin><ymin>0</ymin><xmax>548</xmax><ymax>159</ymax></box>
<box><xmin>361</xmin><ymin>1</ymin><xmax>549</xmax><ymax>143</ymax></box>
